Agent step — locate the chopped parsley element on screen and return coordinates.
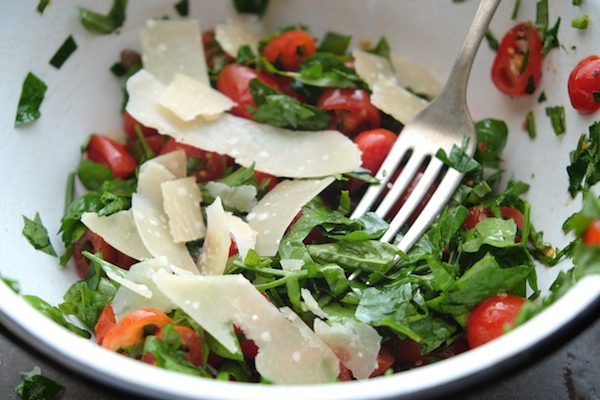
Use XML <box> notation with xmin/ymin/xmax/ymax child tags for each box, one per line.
<box><xmin>594</xmin><ymin>92</ymin><xmax>600</xmax><ymax>103</ymax></box>
<box><xmin>511</xmin><ymin>0</ymin><xmax>521</xmax><ymax>20</ymax></box>
<box><xmin>572</xmin><ymin>0</ymin><xmax>583</xmax><ymax>5</ymax></box>
<box><xmin>232</xmin><ymin>0</ymin><xmax>270</xmax><ymax>17</ymax></box>
<box><xmin>174</xmin><ymin>0</ymin><xmax>189</xmax><ymax>16</ymax></box>
<box><xmin>567</xmin><ymin>121</ymin><xmax>600</xmax><ymax>197</ymax></box>
<box><xmin>535</xmin><ymin>0</ymin><xmax>561</xmax><ymax>55</ymax></box>
<box><xmin>484</xmin><ymin>29</ymin><xmax>499</xmax><ymax>51</ymax></box>
<box><xmin>571</xmin><ymin>15</ymin><xmax>589</xmax><ymax>29</ymax></box>
<box><xmin>317</xmin><ymin>32</ymin><xmax>352</xmax><ymax>55</ymax></box>
<box><xmin>22</xmin><ymin>213</ymin><xmax>56</xmax><ymax>257</ymax></box>
<box><xmin>538</xmin><ymin>91</ymin><xmax>547</xmax><ymax>103</ymax></box>
<box><xmin>49</xmin><ymin>35</ymin><xmax>77</xmax><ymax>69</ymax></box>
<box><xmin>545</xmin><ymin>106</ymin><xmax>566</xmax><ymax>136</ymax></box>
<box><xmin>15</xmin><ymin>72</ymin><xmax>47</xmax><ymax>126</ymax></box>
<box><xmin>78</xmin><ymin>0</ymin><xmax>128</xmax><ymax>35</ymax></box>
<box><xmin>14</xmin><ymin>367</ymin><xmax>65</xmax><ymax>400</ymax></box>
<box><xmin>525</xmin><ymin>111</ymin><xmax>536</xmax><ymax>139</ymax></box>
<box><xmin>37</xmin><ymin>0</ymin><xmax>50</xmax><ymax>14</ymax></box>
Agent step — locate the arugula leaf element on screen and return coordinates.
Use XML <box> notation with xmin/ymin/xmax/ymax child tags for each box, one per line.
<box><xmin>545</xmin><ymin>105</ymin><xmax>566</xmax><ymax>136</ymax></box>
<box><xmin>78</xmin><ymin>0</ymin><xmax>128</xmax><ymax>35</ymax></box>
<box><xmin>15</xmin><ymin>72</ymin><xmax>47</xmax><ymax>126</ymax></box>
<box><xmin>37</xmin><ymin>0</ymin><xmax>50</xmax><ymax>14</ymax></box>
<box><xmin>174</xmin><ymin>0</ymin><xmax>189</xmax><ymax>16</ymax></box>
<box><xmin>77</xmin><ymin>159</ymin><xmax>114</xmax><ymax>191</ymax></box>
<box><xmin>317</xmin><ymin>32</ymin><xmax>352</xmax><ymax>55</ymax></box>
<box><xmin>49</xmin><ymin>35</ymin><xmax>77</xmax><ymax>69</ymax></box>
<box><xmin>22</xmin><ymin>213</ymin><xmax>57</xmax><ymax>256</ymax></box>
<box><xmin>143</xmin><ymin>335</ymin><xmax>208</xmax><ymax>377</ymax></box>
<box><xmin>571</xmin><ymin>15</ymin><xmax>589</xmax><ymax>29</ymax></box>
<box><xmin>248</xmin><ymin>78</ymin><xmax>330</xmax><ymax>130</ymax></box>
<box><xmin>474</xmin><ymin>119</ymin><xmax>508</xmax><ymax>169</ymax></box>
<box><xmin>1</xmin><ymin>273</ymin><xmax>20</xmax><ymax>294</ymax></box>
<box><xmin>461</xmin><ymin>218</ymin><xmax>517</xmax><ymax>253</ymax></box>
<box><xmin>232</xmin><ymin>0</ymin><xmax>270</xmax><ymax>17</ymax></box>
<box><xmin>435</xmin><ymin>137</ymin><xmax>480</xmax><ymax>173</ymax></box>
<box><xmin>14</xmin><ymin>367</ymin><xmax>64</xmax><ymax>400</ymax></box>
<box><xmin>22</xmin><ymin>295</ymin><xmax>91</xmax><ymax>339</ymax></box>
<box><xmin>307</xmin><ymin>240</ymin><xmax>401</xmax><ymax>273</ymax></box>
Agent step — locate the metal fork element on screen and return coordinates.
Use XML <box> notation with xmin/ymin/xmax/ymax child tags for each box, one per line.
<box><xmin>351</xmin><ymin>0</ymin><xmax>502</xmax><ymax>252</ymax></box>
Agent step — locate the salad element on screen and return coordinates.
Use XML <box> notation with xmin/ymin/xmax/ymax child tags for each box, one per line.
<box><xmin>14</xmin><ymin>0</ymin><xmax>600</xmax><ymax>387</ymax></box>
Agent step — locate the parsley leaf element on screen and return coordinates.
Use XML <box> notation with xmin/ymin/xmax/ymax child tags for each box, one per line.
<box><xmin>174</xmin><ymin>0</ymin><xmax>189</xmax><ymax>16</ymax></box>
<box><xmin>37</xmin><ymin>0</ymin><xmax>50</xmax><ymax>14</ymax></box>
<box><xmin>571</xmin><ymin>15</ymin><xmax>589</xmax><ymax>29</ymax></box>
<box><xmin>78</xmin><ymin>0</ymin><xmax>128</xmax><ymax>35</ymax></box>
<box><xmin>22</xmin><ymin>295</ymin><xmax>91</xmax><ymax>339</ymax></box>
<box><xmin>22</xmin><ymin>213</ymin><xmax>57</xmax><ymax>257</ymax></box>
<box><xmin>545</xmin><ymin>105</ymin><xmax>566</xmax><ymax>136</ymax></box>
<box><xmin>14</xmin><ymin>367</ymin><xmax>65</xmax><ymax>400</ymax></box>
<box><xmin>317</xmin><ymin>32</ymin><xmax>352</xmax><ymax>55</ymax></box>
<box><xmin>232</xmin><ymin>0</ymin><xmax>270</xmax><ymax>17</ymax></box>
<box><xmin>15</xmin><ymin>72</ymin><xmax>47</xmax><ymax>126</ymax></box>
<box><xmin>49</xmin><ymin>35</ymin><xmax>77</xmax><ymax>69</ymax></box>
<box><xmin>436</xmin><ymin>137</ymin><xmax>481</xmax><ymax>174</ymax></box>
<box><xmin>567</xmin><ymin>124</ymin><xmax>600</xmax><ymax>197</ymax></box>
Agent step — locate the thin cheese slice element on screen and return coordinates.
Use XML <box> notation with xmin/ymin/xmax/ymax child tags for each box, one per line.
<box><xmin>158</xmin><ymin>73</ymin><xmax>235</xmax><ymax>122</ymax></box>
<box><xmin>162</xmin><ymin>176</ymin><xmax>206</xmax><ymax>243</ymax></box>
<box><xmin>314</xmin><ymin>319</ymin><xmax>381</xmax><ymax>381</ymax></box>
<box><xmin>198</xmin><ymin>197</ymin><xmax>231</xmax><ymax>275</ymax></box>
<box><xmin>105</xmin><ymin>270</ymin><xmax>152</xmax><ymax>299</ymax></box>
<box><xmin>133</xmin><ymin>161</ymin><xmax>199</xmax><ymax>274</ymax></box>
<box><xmin>150</xmin><ymin>149</ymin><xmax>187</xmax><ymax>178</ymax></box>
<box><xmin>111</xmin><ymin>257</ymin><xmax>176</xmax><ymax>321</ymax></box>
<box><xmin>224</xmin><ymin>213</ymin><xmax>256</xmax><ymax>261</ymax></box>
<box><xmin>300</xmin><ymin>288</ymin><xmax>327</xmax><ymax>319</ymax></box>
<box><xmin>126</xmin><ymin>70</ymin><xmax>361</xmax><ymax>178</ymax></box>
<box><xmin>391</xmin><ymin>55</ymin><xmax>441</xmax><ymax>98</ymax></box>
<box><xmin>153</xmin><ymin>273</ymin><xmax>340</xmax><ymax>384</ymax></box>
<box><xmin>81</xmin><ymin>210</ymin><xmax>152</xmax><ymax>261</ymax></box>
<box><xmin>140</xmin><ymin>19</ymin><xmax>208</xmax><ymax>85</ymax></box>
<box><xmin>246</xmin><ymin>177</ymin><xmax>335</xmax><ymax>256</ymax></box>
<box><xmin>206</xmin><ymin>182</ymin><xmax>257</xmax><ymax>213</ymax></box>
<box><xmin>215</xmin><ymin>17</ymin><xmax>262</xmax><ymax>58</ymax></box>
<box><xmin>352</xmin><ymin>49</ymin><xmax>397</xmax><ymax>88</ymax></box>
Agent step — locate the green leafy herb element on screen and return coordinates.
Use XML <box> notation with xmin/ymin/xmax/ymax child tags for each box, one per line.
<box><xmin>317</xmin><ymin>32</ymin><xmax>352</xmax><ymax>55</ymax></box>
<box><xmin>525</xmin><ymin>111</ymin><xmax>536</xmax><ymax>139</ymax></box>
<box><xmin>512</xmin><ymin>0</ymin><xmax>521</xmax><ymax>20</ymax></box>
<box><xmin>573</xmin><ymin>0</ymin><xmax>583</xmax><ymax>5</ymax></box>
<box><xmin>236</xmin><ymin>45</ymin><xmax>257</xmax><ymax>65</ymax></box>
<box><xmin>524</xmin><ymin>75</ymin><xmax>536</xmax><ymax>95</ymax></box>
<box><xmin>143</xmin><ymin>334</ymin><xmax>209</xmax><ymax>377</ymax></box>
<box><xmin>567</xmin><ymin>124</ymin><xmax>600</xmax><ymax>197</ymax></box>
<box><xmin>174</xmin><ymin>0</ymin><xmax>189</xmax><ymax>16</ymax></box>
<box><xmin>78</xmin><ymin>0</ymin><xmax>128</xmax><ymax>35</ymax></box>
<box><xmin>436</xmin><ymin>137</ymin><xmax>481</xmax><ymax>174</ymax></box>
<box><xmin>37</xmin><ymin>0</ymin><xmax>50</xmax><ymax>14</ymax></box>
<box><xmin>14</xmin><ymin>367</ymin><xmax>64</xmax><ymax>400</ymax></box>
<box><xmin>571</xmin><ymin>15</ymin><xmax>589</xmax><ymax>29</ymax></box>
<box><xmin>232</xmin><ymin>0</ymin><xmax>270</xmax><ymax>17</ymax></box>
<box><xmin>538</xmin><ymin>91</ymin><xmax>547</xmax><ymax>103</ymax></box>
<box><xmin>22</xmin><ymin>213</ymin><xmax>56</xmax><ymax>257</ymax></box>
<box><xmin>484</xmin><ymin>29</ymin><xmax>499</xmax><ymax>51</ymax></box>
<box><xmin>77</xmin><ymin>159</ymin><xmax>114</xmax><ymax>191</ymax></box>
<box><xmin>365</xmin><ymin>36</ymin><xmax>391</xmax><ymax>64</ymax></box>
<box><xmin>545</xmin><ymin>105</ymin><xmax>566</xmax><ymax>136</ymax></box>
<box><xmin>15</xmin><ymin>72</ymin><xmax>47</xmax><ymax>126</ymax></box>
<box><xmin>1</xmin><ymin>273</ymin><xmax>20</xmax><ymax>294</ymax></box>
<box><xmin>535</xmin><ymin>0</ymin><xmax>561</xmax><ymax>55</ymax></box>
<box><xmin>542</xmin><ymin>18</ymin><xmax>561</xmax><ymax>56</ymax></box>
<box><xmin>22</xmin><ymin>295</ymin><xmax>91</xmax><ymax>339</ymax></box>
<box><xmin>49</xmin><ymin>35</ymin><xmax>77</xmax><ymax>69</ymax></box>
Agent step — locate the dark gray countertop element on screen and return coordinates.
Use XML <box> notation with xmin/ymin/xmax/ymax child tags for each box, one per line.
<box><xmin>1</xmin><ymin>318</ymin><xmax>599</xmax><ymax>400</ymax></box>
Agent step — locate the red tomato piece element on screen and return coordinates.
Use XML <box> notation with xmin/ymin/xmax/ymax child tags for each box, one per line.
<box><xmin>261</xmin><ymin>30</ymin><xmax>316</xmax><ymax>71</ymax></box>
<box><xmin>87</xmin><ymin>135</ymin><xmax>138</xmax><ymax>179</ymax></box>
<box><xmin>467</xmin><ymin>293</ymin><xmax>526</xmax><ymax>348</ymax></box>
<box><xmin>72</xmin><ymin>229</ymin><xmax>118</xmax><ymax>279</ymax></box>
<box><xmin>216</xmin><ymin>64</ymin><xmax>282</xmax><ymax>120</ymax></box>
<box><xmin>94</xmin><ymin>304</ymin><xmax>117</xmax><ymax>346</ymax></box>
<box><xmin>254</xmin><ymin>170</ymin><xmax>278</xmax><ymax>191</ymax></box>
<box><xmin>159</xmin><ymin>137</ymin><xmax>230</xmax><ymax>183</ymax></box>
<box><xmin>347</xmin><ymin>128</ymin><xmax>398</xmax><ymax>193</ymax></box>
<box><xmin>102</xmin><ymin>308</ymin><xmax>173</xmax><ymax>352</ymax></box>
<box><xmin>143</xmin><ymin>325</ymin><xmax>204</xmax><ymax>367</ymax></box>
<box><xmin>202</xmin><ymin>29</ymin><xmax>235</xmax><ymax>70</ymax></box>
<box><xmin>316</xmin><ymin>88</ymin><xmax>381</xmax><ymax>137</ymax></box>
<box><xmin>234</xmin><ymin>325</ymin><xmax>259</xmax><ymax>360</ymax></box>
<box><xmin>123</xmin><ymin>111</ymin><xmax>158</xmax><ymax>138</ymax></box>
<box><xmin>337</xmin><ymin>362</ymin><xmax>353</xmax><ymax>381</ymax></box>
<box><xmin>568</xmin><ymin>55</ymin><xmax>600</xmax><ymax>115</ymax></box>
<box><xmin>394</xmin><ymin>339</ymin><xmax>425</xmax><ymax>367</ymax></box>
<box><xmin>370</xmin><ymin>344</ymin><xmax>396</xmax><ymax>377</ymax></box>
<box><xmin>491</xmin><ymin>22</ymin><xmax>543</xmax><ymax>97</ymax></box>
<box><xmin>584</xmin><ymin>218</ymin><xmax>600</xmax><ymax>245</ymax></box>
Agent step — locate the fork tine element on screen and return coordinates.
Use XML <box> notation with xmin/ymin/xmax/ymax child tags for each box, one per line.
<box><xmin>380</xmin><ymin>157</ymin><xmax>445</xmax><ymax>242</ymax></box>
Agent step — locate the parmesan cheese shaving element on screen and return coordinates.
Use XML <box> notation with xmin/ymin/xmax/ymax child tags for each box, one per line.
<box><xmin>206</xmin><ymin>181</ymin><xmax>257</xmax><ymax>213</ymax></box>
<box><xmin>153</xmin><ymin>273</ymin><xmax>340</xmax><ymax>384</ymax></box>
<box><xmin>224</xmin><ymin>213</ymin><xmax>256</xmax><ymax>261</ymax></box>
<box><xmin>140</xmin><ymin>19</ymin><xmax>208</xmax><ymax>85</ymax></box>
<box><xmin>300</xmin><ymin>288</ymin><xmax>327</xmax><ymax>319</ymax></box>
<box><xmin>81</xmin><ymin>210</ymin><xmax>152</xmax><ymax>261</ymax></box>
<box><xmin>246</xmin><ymin>177</ymin><xmax>335</xmax><ymax>256</ymax></box>
<box><xmin>391</xmin><ymin>55</ymin><xmax>442</xmax><ymax>98</ymax></box>
<box><xmin>314</xmin><ymin>319</ymin><xmax>382</xmax><ymax>381</ymax></box>
<box><xmin>158</xmin><ymin>73</ymin><xmax>235</xmax><ymax>122</ymax></box>
<box><xmin>162</xmin><ymin>177</ymin><xmax>206</xmax><ymax>243</ymax></box>
<box><xmin>126</xmin><ymin>70</ymin><xmax>361</xmax><ymax>178</ymax></box>
<box><xmin>133</xmin><ymin>160</ymin><xmax>199</xmax><ymax>274</ymax></box>
<box><xmin>111</xmin><ymin>257</ymin><xmax>176</xmax><ymax>321</ymax></box>
<box><xmin>215</xmin><ymin>17</ymin><xmax>261</xmax><ymax>58</ymax></box>
<box><xmin>280</xmin><ymin>258</ymin><xmax>304</xmax><ymax>272</ymax></box>
<box><xmin>150</xmin><ymin>149</ymin><xmax>187</xmax><ymax>178</ymax></box>
<box><xmin>352</xmin><ymin>49</ymin><xmax>397</xmax><ymax>88</ymax></box>
<box><xmin>105</xmin><ymin>269</ymin><xmax>152</xmax><ymax>300</ymax></box>
<box><xmin>198</xmin><ymin>197</ymin><xmax>231</xmax><ymax>275</ymax></box>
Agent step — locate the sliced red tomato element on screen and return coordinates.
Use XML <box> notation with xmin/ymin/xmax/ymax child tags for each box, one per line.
<box><xmin>102</xmin><ymin>308</ymin><xmax>173</xmax><ymax>352</ymax></box>
<box><xmin>370</xmin><ymin>344</ymin><xmax>396</xmax><ymax>377</ymax></box>
<box><xmin>394</xmin><ymin>339</ymin><xmax>425</xmax><ymax>367</ymax></box>
<box><xmin>123</xmin><ymin>111</ymin><xmax>158</xmax><ymax>138</ymax></box>
<box><xmin>316</xmin><ymin>88</ymin><xmax>381</xmax><ymax>137</ymax></box>
<box><xmin>467</xmin><ymin>293</ymin><xmax>526</xmax><ymax>348</ymax></box>
<box><xmin>261</xmin><ymin>30</ymin><xmax>316</xmax><ymax>71</ymax></box>
<box><xmin>234</xmin><ymin>325</ymin><xmax>259</xmax><ymax>360</ymax></box>
<box><xmin>72</xmin><ymin>229</ymin><xmax>137</xmax><ymax>279</ymax></box>
<box><xmin>347</xmin><ymin>128</ymin><xmax>397</xmax><ymax>193</ymax></box>
<box><xmin>159</xmin><ymin>137</ymin><xmax>231</xmax><ymax>182</ymax></box>
<box><xmin>87</xmin><ymin>135</ymin><xmax>138</xmax><ymax>179</ymax></box>
<box><xmin>143</xmin><ymin>325</ymin><xmax>204</xmax><ymax>367</ymax></box>
<box><xmin>337</xmin><ymin>362</ymin><xmax>353</xmax><ymax>381</ymax></box>
<box><xmin>584</xmin><ymin>218</ymin><xmax>600</xmax><ymax>245</ymax></box>
<box><xmin>568</xmin><ymin>55</ymin><xmax>600</xmax><ymax>115</ymax></box>
<box><xmin>94</xmin><ymin>304</ymin><xmax>116</xmax><ymax>346</ymax></box>
<box><xmin>491</xmin><ymin>22</ymin><xmax>543</xmax><ymax>96</ymax></box>
<box><xmin>216</xmin><ymin>64</ymin><xmax>282</xmax><ymax>119</ymax></box>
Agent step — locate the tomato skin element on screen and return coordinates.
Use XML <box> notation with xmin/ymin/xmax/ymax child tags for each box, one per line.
<box><xmin>72</xmin><ymin>229</ymin><xmax>136</xmax><ymax>279</ymax></box>
<box><xmin>316</xmin><ymin>88</ymin><xmax>381</xmax><ymax>137</ymax></box>
<box><xmin>87</xmin><ymin>135</ymin><xmax>138</xmax><ymax>179</ymax></box>
<box><xmin>348</xmin><ymin>129</ymin><xmax>397</xmax><ymax>193</ymax></box>
<box><xmin>370</xmin><ymin>344</ymin><xmax>396</xmax><ymax>377</ymax></box>
<box><xmin>123</xmin><ymin>111</ymin><xmax>158</xmax><ymax>138</ymax></box>
<box><xmin>584</xmin><ymin>218</ymin><xmax>600</xmax><ymax>245</ymax></box>
<box><xmin>159</xmin><ymin>137</ymin><xmax>230</xmax><ymax>183</ymax></box>
<box><xmin>394</xmin><ymin>339</ymin><xmax>425</xmax><ymax>366</ymax></box>
<box><xmin>102</xmin><ymin>308</ymin><xmax>173</xmax><ymax>352</ymax></box>
<box><xmin>568</xmin><ymin>55</ymin><xmax>600</xmax><ymax>115</ymax></box>
<box><xmin>467</xmin><ymin>293</ymin><xmax>526</xmax><ymax>348</ymax></box>
<box><xmin>491</xmin><ymin>22</ymin><xmax>543</xmax><ymax>96</ymax></box>
<box><xmin>216</xmin><ymin>64</ymin><xmax>282</xmax><ymax>119</ymax></box>
<box><xmin>94</xmin><ymin>304</ymin><xmax>117</xmax><ymax>346</ymax></box>
<box><xmin>261</xmin><ymin>30</ymin><xmax>316</xmax><ymax>71</ymax></box>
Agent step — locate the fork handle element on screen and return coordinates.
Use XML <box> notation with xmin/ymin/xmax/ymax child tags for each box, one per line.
<box><xmin>437</xmin><ymin>0</ymin><xmax>502</xmax><ymax>107</ymax></box>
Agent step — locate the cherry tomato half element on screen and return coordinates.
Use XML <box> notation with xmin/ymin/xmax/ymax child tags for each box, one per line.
<box><xmin>568</xmin><ymin>55</ymin><xmax>600</xmax><ymax>115</ymax></box>
<box><xmin>159</xmin><ymin>137</ymin><xmax>231</xmax><ymax>183</ymax></box>
<box><xmin>347</xmin><ymin>128</ymin><xmax>398</xmax><ymax>193</ymax></box>
<box><xmin>123</xmin><ymin>111</ymin><xmax>158</xmax><ymax>138</ymax></box>
<box><xmin>101</xmin><ymin>308</ymin><xmax>173</xmax><ymax>352</ymax></box>
<box><xmin>72</xmin><ymin>229</ymin><xmax>136</xmax><ymax>279</ymax></box>
<box><xmin>86</xmin><ymin>135</ymin><xmax>138</xmax><ymax>179</ymax></box>
<box><xmin>216</xmin><ymin>64</ymin><xmax>282</xmax><ymax>120</ymax></box>
<box><xmin>261</xmin><ymin>30</ymin><xmax>316</xmax><ymax>71</ymax></box>
<box><xmin>467</xmin><ymin>293</ymin><xmax>526</xmax><ymax>348</ymax></box>
<box><xmin>95</xmin><ymin>304</ymin><xmax>117</xmax><ymax>346</ymax></box>
<box><xmin>584</xmin><ymin>218</ymin><xmax>600</xmax><ymax>245</ymax></box>
<box><xmin>491</xmin><ymin>22</ymin><xmax>543</xmax><ymax>97</ymax></box>
<box><xmin>463</xmin><ymin>205</ymin><xmax>524</xmax><ymax>234</ymax></box>
<box><xmin>316</xmin><ymin>88</ymin><xmax>381</xmax><ymax>137</ymax></box>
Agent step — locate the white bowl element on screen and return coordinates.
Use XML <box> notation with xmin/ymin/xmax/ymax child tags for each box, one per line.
<box><xmin>1</xmin><ymin>1</ymin><xmax>599</xmax><ymax>398</ymax></box>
